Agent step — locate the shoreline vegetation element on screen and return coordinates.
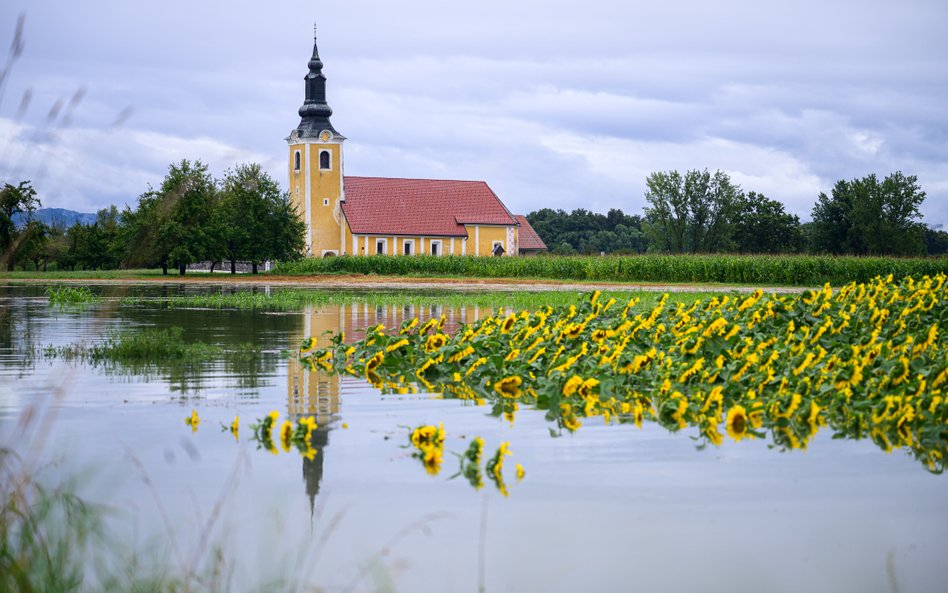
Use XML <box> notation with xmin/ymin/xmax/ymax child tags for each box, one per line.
<box><xmin>114</xmin><ymin>289</ymin><xmax>718</xmax><ymax>311</ymax></box>
<box><xmin>1</xmin><ymin>253</ymin><xmax>947</xmax><ymax>288</ymax></box>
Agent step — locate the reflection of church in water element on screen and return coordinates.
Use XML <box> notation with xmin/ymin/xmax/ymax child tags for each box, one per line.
<box><xmin>287</xmin><ymin>302</ymin><xmax>490</xmax><ymax>509</ymax></box>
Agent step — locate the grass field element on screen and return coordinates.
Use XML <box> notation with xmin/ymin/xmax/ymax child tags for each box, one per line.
<box><xmin>0</xmin><ymin>268</ymin><xmax>165</xmax><ymax>279</ymax></box>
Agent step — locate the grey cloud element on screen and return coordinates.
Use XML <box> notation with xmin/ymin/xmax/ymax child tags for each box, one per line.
<box><xmin>0</xmin><ymin>0</ymin><xmax>945</xmax><ymax>228</ymax></box>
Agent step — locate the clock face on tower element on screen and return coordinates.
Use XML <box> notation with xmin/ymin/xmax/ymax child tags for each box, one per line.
<box><xmin>319</xmin><ymin>130</ymin><xmax>333</xmax><ymax>142</ymax></box>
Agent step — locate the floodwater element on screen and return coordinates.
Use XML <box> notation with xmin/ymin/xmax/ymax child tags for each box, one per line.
<box><xmin>1</xmin><ymin>283</ymin><xmax>947</xmax><ymax>593</ymax></box>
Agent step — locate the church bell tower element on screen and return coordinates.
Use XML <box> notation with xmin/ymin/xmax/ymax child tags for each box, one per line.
<box><xmin>287</xmin><ymin>25</ymin><xmax>346</xmax><ymax>256</ymax></box>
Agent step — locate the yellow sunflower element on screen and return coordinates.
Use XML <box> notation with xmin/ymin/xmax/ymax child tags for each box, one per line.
<box><xmin>562</xmin><ymin>375</ymin><xmax>584</xmax><ymax>397</ymax></box>
<box><xmin>365</xmin><ymin>351</ymin><xmax>384</xmax><ymax>374</ymax></box>
<box><xmin>494</xmin><ymin>376</ymin><xmax>523</xmax><ymax>399</ymax></box>
<box><xmin>424</xmin><ymin>333</ymin><xmax>449</xmax><ymax>352</ymax></box>
<box><xmin>726</xmin><ymin>405</ymin><xmax>749</xmax><ymax>441</ymax></box>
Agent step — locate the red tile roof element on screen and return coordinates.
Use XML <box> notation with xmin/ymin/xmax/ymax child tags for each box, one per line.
<box><xmin>515</xmin><ymin>215</ymin><xmax>547</xmax><ymax>251</ymax></box>
<box><xmin>341</xmin><ymin>176</ymin><xmax>517</xmax><ymax>237</ymax></box>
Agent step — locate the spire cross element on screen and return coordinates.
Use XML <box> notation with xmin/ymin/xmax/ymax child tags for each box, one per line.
<box><xmin>313</xmin><ymin>22</ymin><xmax>317</xmax><ymax>40</ymax></box>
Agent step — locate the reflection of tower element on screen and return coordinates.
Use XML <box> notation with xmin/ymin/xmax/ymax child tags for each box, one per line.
<box><xmin>288</xmin><ymin>306</ymin><xmax>343</xmax><ymax>420</ymax></box>
<box><xmin>302</xmin><ymin>426</ymin><xmax>330</xmax><ymax>516</ymax></box>
<box><xmin>288</xmin><ymin>303</ymin><xmax>495</xmax><ymax>417</ymax></box>
<box><xmin>287</xmin><ymin>302</ymin><xmax>494</xmax><ymax>512</ymax></box>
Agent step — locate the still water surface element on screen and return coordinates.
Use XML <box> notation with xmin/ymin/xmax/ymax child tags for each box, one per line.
<box><xmin>1</xmin><ymin>283</ymin><xmax>947</xmax><ymax>593</ymax></box>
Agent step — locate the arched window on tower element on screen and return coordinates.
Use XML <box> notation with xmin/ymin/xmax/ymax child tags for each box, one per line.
<box><xmin>319</xmin><ymin>150</ymin><xmax>330</xmax><ymax>170</ymax></box>
<box><xmin>294</xmin><ymin>150</ymin><xmax>301</xmax><ymax>171</ymax></box>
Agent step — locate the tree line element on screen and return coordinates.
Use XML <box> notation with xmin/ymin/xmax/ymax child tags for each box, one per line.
<box><xmin>0</xmin><ymin>160</ymin><xmax>306</xmax><ymax>273</ymax></box>
<box><xmin>528</xmin><ymin>170</ymin><xmax>947</xmax><ymax>256</ymax></box>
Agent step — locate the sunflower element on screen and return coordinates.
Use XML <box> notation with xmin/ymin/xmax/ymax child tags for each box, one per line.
<box><xmin>366</xmin><ymin>370</ymin><xmax>383</xmax><ymax>388</ymax></box>
<box><xmin>421</xmin><ymin>445</ymin><xmax>443</xmax><ymax>476</ymax></box>
<box><xmin>704</xmin><ymin>424</ymin><xmax>724</xmax><ymax>447</ymax></box>
<box><xmin>185</xmin><ymin>409</ymin><xmax>200</xmax><ymax>432</ymax></box>
<box><xmin>299</xmin><ymin>337</ymin><xmax>317</xmax><ymax>354</ymax></box>
<box><xmin>726</xmin><ymin>405</ymin><xmax>749</xmax><ymax>441</ymax></box>
<box><xmin>562</xmin><ymin>323</ymin><xmax>584</xmax><ymax>339</ymax></box>
<box><xmin>494</xmin><ymin>376</ymin><xmax>523</xmax><ymax>399</ymax></box>
<box><xmin>365</xmin><ymin>351</ymin><xmax>384</xmax><ymax>374</ymax></box>
<box><xmin>590</xmin><ymin>329</ymin><xmax>608</xmax><ymax>342</ymax></box>
<box><xmin>500</xmin><ymin>313</ymin><xmax>518</xmax><ymax>334</ymax></box>
<box><xmin>562</xmin><ymin>375</ymin><xmax>584</xmax><ymax>397</ymax></box>
<box><xmin>424</xmin><ymin>333</ymin><xmax>448</xmax><ymax>352</ymax></box>
<box><xmin>578</xmin><ymin>377</ymin><xmax>599</xmax><ymax>398</ymax></box>
<box><xmin>386</xmin><ymin>338</ymin><xmax>410</xmax><ymax>353</ymax></box>
<box><xmin>280</xmin><ymin>421</ymin><xmax>294</xmax><ymax>452</ymax></box>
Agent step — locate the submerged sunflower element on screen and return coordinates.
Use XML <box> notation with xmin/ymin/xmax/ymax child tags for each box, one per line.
<box><xmin>299</xmin><ymin>337</ymin><xmax>317</xmax><ymax>354</ymax></box>
<box><xmin>726</xmin><ymin>405</ymin><xmax>749</xmax><ymax>441</ymax></box>
<box><xmin>365</xmin><ymin>351</ymin><xmax>384</xmax><ymax>374</ymax></box>
<box><xmin>494</xmin><ymin>376</ymin><xmax>523</xmax><ymax>399</ymax></box>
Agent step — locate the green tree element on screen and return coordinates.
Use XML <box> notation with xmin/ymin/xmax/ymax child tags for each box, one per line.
<box><xmin>732</xmin><ymin>192</ymin><xmax>805</xmax><ymax>254</ymax></box>
<box><xmin>40</xmin><ymin>224</ymin><xmax>68</xmax><ymax>271</ymax></box>
<box><xmin>925</xmin><ymin>226</ymin><xmax>948</xmax><ymax>255</ymax></box>
<box><xmin>69</xmin><ymin>206</ymin><xmax>123</xmax><ymax>270</ymax></box>
<box><xmin>162</xmin><ymin>161</ymin><xmax>218</xmax><ymax>275</ymax></box>
<box><xmin>0</xmin><ymin>180</ymin><xmax>40</xmax><ymax>270</ymax></box>
<box><xmin>121</xmin><ymin>190</ymin><xmax>165</xmax><ymax>272</ymax></box>
<box><xmin>122</xmin><ymin>160</ymin><xmax>217</xmax><ymax>274</ymax></box>
<box><xmin>218</xmin><ymin>163</ymin><xmax>305</xmax><ymax>273</ymax></box>
<box><xmin>15</xmin><ymin>221</ymin><xmax>49</xmax><ymax>270</ymax></box>
<box><xmin>526</xmin><ymin>207</ymin><xmax>645</xmax><ymax>254</ymax></box>
<box><xmin>642</xmin><ymin>170</ymin><xmax>741</xmax><ymax>253</ymax></box>
<box><xmin>810</xmin><ymin>172</ymin><xmax>926</xmax><ymax>255</ymax></box>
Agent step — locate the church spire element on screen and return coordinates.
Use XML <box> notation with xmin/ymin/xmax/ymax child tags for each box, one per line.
<box><xmin>296</xmin><ymin>22</ymin><xmax>339</xmax><ymax>138</ymax></box>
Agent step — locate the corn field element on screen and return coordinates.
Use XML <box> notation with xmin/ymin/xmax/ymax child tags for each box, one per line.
<box><xmin>273</xmin><ymin>254</ymin><xmax>948</xmax><ymax>286</ymax></box>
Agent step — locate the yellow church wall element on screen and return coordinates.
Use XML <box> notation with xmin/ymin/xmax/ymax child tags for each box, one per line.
<box><xmin>288</xmin><ymin>145</ymin><xmax>306</xmax><ymax>243</ymax></box>
<box><xmin>308</xmin><ymin>143</ymin><xmax>344</xmax><ymax>256</ymax></box>
<box><xmin>345</xmin><ymin>234</ymin><xmax>473</xmax><ymax>256</ymax></box>
<box><xmin>343</xmin><ymin>224</ymin><xmax>353</xmax><ymax>256</ymax></box>
<box><xmin>469</xmin><ymin>225</ymin><xmax>514</xmax><ymax>256</ymax></box>
<box><xmin>287</xmin><ymin>141</ymin><xmax>345</xmax><ymax>257</ymax></box>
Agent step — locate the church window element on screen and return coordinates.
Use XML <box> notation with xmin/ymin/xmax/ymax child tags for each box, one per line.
<box><xmin>430</xmin><ymin>240</ymin><xmax>441</xmax><ymax>256</ymax></box>
<box><xmin>376</xmin><ymin>239</ymin><xmax>386</xmax><ymax>255</ymax></box>
<box><xmin>403</xmin><ymin>240</ymin><xmax>414</xmax><ymax>255</ymax></box>
<box><xmin>294</xmin><ymin>150</ymin><xmax>301</xmax><ymax>171</ymax></box>
<box><xmin>319</xmin><ymin>150</ymin><xmax>331</xmax><ymax>170</ymax></box>
<box><xmin>323</xmin><ymin>198</ymin><xmax>329</xmax><ymax>206</ymax></box>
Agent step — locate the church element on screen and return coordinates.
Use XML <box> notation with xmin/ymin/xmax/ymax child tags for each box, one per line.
<box><xmin>286</xmin><ymin>31</ymin><xmax>547</xmax><ymax>258</ymax></box>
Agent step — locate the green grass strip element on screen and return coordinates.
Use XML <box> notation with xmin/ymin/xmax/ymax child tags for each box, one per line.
<box><xmin>119</xmin><ymin>289</ymin><xmax>726</xmax><ymax>312</ymax></box>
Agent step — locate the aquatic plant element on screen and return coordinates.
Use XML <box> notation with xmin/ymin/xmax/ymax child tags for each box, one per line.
<box><xmin>46</xmin><ymin>285</ymin><xmax>98</xmax><ymax>306</ymax></box>
<box><xmin>305</xmin><ymin>274</ymin><xmax>948</xmax><ymax>473</ymax></box>
<box><xmin>42</xmin><ymin>326</ymin><xmax>261</xmax><ymax>363</ymax></box>
<box><xmin>119</xmin><ymin>288</ymin><xmax>714</xmax><ymax>312</ymax></box>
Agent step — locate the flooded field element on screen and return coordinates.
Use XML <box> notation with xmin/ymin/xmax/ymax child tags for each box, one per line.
<box><xmin>2</xmin><ymin>282</ymin><xmax>947</xmax><ymax>593</ymax></box>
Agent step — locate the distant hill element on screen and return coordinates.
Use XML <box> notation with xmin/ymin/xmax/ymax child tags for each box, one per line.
<box><xmin>11</xmin><ymin>208</ymin><xmax>98</xmax><ymax>228</ymax></box>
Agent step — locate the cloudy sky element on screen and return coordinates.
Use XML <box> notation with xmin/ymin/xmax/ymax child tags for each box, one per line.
<box><xmin>0</xmin><ymin>0</ymin><xmax>946</xmax><ymax>226</ymax></box>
